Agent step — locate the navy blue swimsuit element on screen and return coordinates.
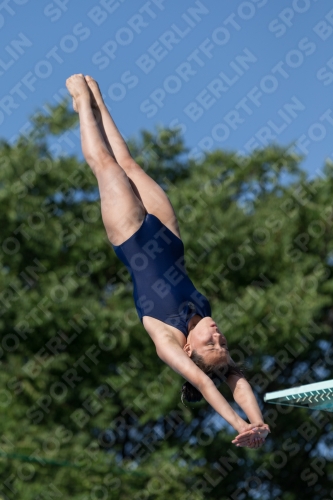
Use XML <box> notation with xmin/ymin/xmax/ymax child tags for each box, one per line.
<box><xmin>112</xmin><ymin>213</ymin><xmax>211</xmax><ymax>337</ymax></box>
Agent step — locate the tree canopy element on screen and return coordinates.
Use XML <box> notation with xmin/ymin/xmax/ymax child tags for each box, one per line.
<box><xmin>1</xmin><ymin>103</ymin><xmax>333</xmax><ymax>499</ymax></box>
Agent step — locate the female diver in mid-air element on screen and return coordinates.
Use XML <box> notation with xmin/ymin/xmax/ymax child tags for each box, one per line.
<box><xmin>66</xmin><ymin>74</ymin><xmax>270</xmax><ymax>449</ymax></box>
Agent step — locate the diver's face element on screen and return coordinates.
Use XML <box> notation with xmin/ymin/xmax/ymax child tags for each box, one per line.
<box><xmin>187</xmin><ymin>316</ymin><xmax>229</xmax><ymax>364</ymax></box>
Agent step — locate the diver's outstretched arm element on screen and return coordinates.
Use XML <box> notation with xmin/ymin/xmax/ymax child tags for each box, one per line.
<box><xmin>228</xmin><ymin>375</ymin><xmax>265</xmax><ymax>423</ymax></box>
<box><xmin>156</xmin><ymin>337</ymin><xmax>270</xmax><ymax>447</ymax></box>
<box><xmin>155</xmin><ymin>337</ymin><xmax>251</xmax><ymax>435</ymax></box>
<box><xmin>228</xmin><ymin>374</ymin><xmax>270</xmax><ymax>448</ymax></box>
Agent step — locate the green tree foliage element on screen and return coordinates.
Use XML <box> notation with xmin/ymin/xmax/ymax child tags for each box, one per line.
<box><xmin>1</xmin><ymin>103</ymin><xmax>333</xmax><ymax>499</ymax></box>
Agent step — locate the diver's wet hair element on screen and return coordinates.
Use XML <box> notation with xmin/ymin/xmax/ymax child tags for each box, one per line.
<box><xmin>181</xmin><ymin>350</ymin><xmax>245</xmax><ymax>404</ymax></box>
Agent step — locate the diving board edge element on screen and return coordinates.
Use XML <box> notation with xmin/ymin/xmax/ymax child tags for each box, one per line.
<box><xmin>264</xmin><ymin>379</ymin><xmax>333</xmax><ymax>402</ymax></box>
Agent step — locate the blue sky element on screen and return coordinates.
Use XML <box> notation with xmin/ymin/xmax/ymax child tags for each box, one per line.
<box><xmin>1</xmin><ymin>0</ymin><xmax>333</xmax><ymax>178</ymax></box>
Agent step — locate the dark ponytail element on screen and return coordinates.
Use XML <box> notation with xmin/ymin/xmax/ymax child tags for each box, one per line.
<box><xmin>181</xmin><ymin>350</ymin><xmax>245</xmax><ymax>405</ymax></box>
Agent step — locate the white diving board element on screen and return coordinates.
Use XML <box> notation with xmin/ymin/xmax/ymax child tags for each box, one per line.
<box><xmin>264</xmin><ymin>380</ymin><xmax>333</xmax><ymax>412</ymax></box>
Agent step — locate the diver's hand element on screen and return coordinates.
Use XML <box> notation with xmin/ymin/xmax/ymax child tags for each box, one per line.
<box><xmin>232</xmin><ymin>423</ymin><xmax>270</xmax><ymax>448</ymax></box>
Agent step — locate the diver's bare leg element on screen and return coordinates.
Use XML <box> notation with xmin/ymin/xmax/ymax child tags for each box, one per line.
<box><xmin>85</xmin><ymin>75</ymin><xmax>181</xmax><ymax>239</ymax></box>
<box><xmin>66</xmin><ymin>74</ymin><xmax>146</xmax><ymax>246</ymax></box>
